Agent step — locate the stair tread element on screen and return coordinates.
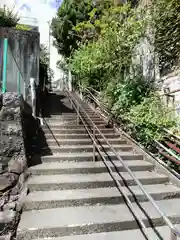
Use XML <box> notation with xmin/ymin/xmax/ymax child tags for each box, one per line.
<box><xmin>26</xmin><ymin>224</ymin><xmax>180</xmax><ymax>240</ymax></box>
<box><xmin>43</xmin><ymin>128</ymin><xmax>113</xmax><ymax>130</ymax></box>
<box><xmin>18</xmin><ymin>199</ymin><xmax>180</xmax><ymax>231</ymax></box>
<box><xmin>44</xmin><ymin>133</ymin><xmax>119</xmax><ymax>136</ymax></box>
<box><xmin>46</xmin><ymin>138</ymin><xmax>124</xmax><ymax>142</ymax></box>
<box><xmin>39</xmin><ymin>152</ymin><xmax>143</xmax><ymax>157</ymax></box>
<box><xmin>29</xmin><ymin>160</ymin><xmax>152</xmax><ymax>170</ymax></box>
<box><xmin>43</xmin><ymin>129</ymin><xmax>115</xmax><ymax>133</ymax></box>
<box><xmin>25</xmin><ymin>184</ymin><xmax>180</xmax><ymax>203</ymax></box>
<box><xmin>27</xmin><ymin>171</ymin><xmax>167</xmax><ymax>185</ymax></box>
<box><xmin>42</xmin><ymin>144</ymin><xmax>132</xmax><ymax>149</ymax></box>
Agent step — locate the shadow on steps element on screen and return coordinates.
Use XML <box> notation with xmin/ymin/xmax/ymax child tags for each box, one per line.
<box><xmin>29</xmin><ymin>92</ymin><xmax>76</xmax><ymax>166</ymax></box>
<box><xmin>39</xmin><ymin>92</ymin><xmax>75</xmax><ymax>118</ymax></box>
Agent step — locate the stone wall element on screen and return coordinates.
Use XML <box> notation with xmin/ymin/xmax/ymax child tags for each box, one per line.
<box><xmin>0</xmin><ymin>92</ymin><xmax>38</xmax><ymax>238</ymax></box>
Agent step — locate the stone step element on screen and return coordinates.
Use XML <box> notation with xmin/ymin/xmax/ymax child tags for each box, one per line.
<box><xmin>42</xmin><ymin>128</ymin><xmax>116</xmax><ymax>134</ymax></box>
<box><xmin>45</xmin><ymin>116</ymin><xmax>103</xmax><ymax>121</ymax></box>
<box><xmin>17</xmin><ymin>199</ymin><xmax>180</xmax><ymax>239</ymax></box>
<box><xmin>45</xmin><ymin>113</ymin><xmax>101</xmax><ymax>118</ymax></box>
<box><xmin>43</xmin><ymin>124</ymin><xmax>109</xmax><ymax>129</ymax></box>
<box><xmin>28</xmin><ymin>160</ymin><xmax>153</xmax><ymax>175</ymax></box>
<box><xmin>45</xmin><ymin>138</ymin><xmax>126</xmax><ymax>146</ymax></box>
<box><xmin>45</xmin><ymin>119</ymin><xmax>105</xmax><ymax>124</ymax></box>
<box><xmin>44</xmin><ymin>133</ymin><xmax>120</xmax><ymax>139</ymax></box>
<box><xmin>27</xmin><ymin>224</ymin><xmax>180</xmax><ymax>240</ymax></box>
<box><xmin>34</xmin><ymin>152</ymin><xmax>144</xmax><ymax>163</ymax></box>
<box><xmin>41</xmin><ymin>144</ymin><xmax>133</xmax><ymax>154</ymax></box>
<box><xmin>24</xmin><ymin>184</ymin><xmax>180</xmax><ymax>210</ymax></box>
<box><xmin>27</xmin><ymin>171</ymin><xmax>168</xmax><ymax>191</ymax></box>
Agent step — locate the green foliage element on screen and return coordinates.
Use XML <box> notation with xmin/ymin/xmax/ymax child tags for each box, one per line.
<box><xmin>0</xmin><ymin>5</ymin><xmax>19</xmax><ymax>27</ymax></box>
<box><xmin>15</xmin><ymin>24</ymin><xmax>31</xmax><ymax>31</ymax></box>
<box><xmin>108</xmin><ymin>71</ymin><xmax>154</xmax><ymax>116</ymax></box>
<box><xmin>125</xmin><ymin>96</ymin><xmax>176</xmax><ymax>146</ymax></box>
<box><xmin>71</xmin><ymin>4</ymin><xmax>146</xmax><ymax>91</ymax></box>
<box><xmin>64</xmin><ymin>1</ymin><xmax>179</xmax><ymax>148</ymax></box>
<box><xmin>57</xmin><ymin>59</ymin><xmax>69</xmax><ymax>73</ymax></box>
<box><xmin>51</xmin><ymin>0</ymin><xmax>93</xmax><ymax>57</ymax></box>
<box><xmin>153</xmin><ymin>0</ymin><xmax>180</xmax><ymax>73</ymax></box>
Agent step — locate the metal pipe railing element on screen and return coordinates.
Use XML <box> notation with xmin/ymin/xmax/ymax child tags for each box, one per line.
<box><xmin>164</xmin><ymin>129</ymin><xmax>180</xmax><ymax>143</ymax></box>
<box><xmin>84</xmin><ymin>89</ymin><xmax>180</xmax><ymax>170</ymax></box>
<box><xmin>66</xmin><ymin>90</ymin><xmax>180</xmax><ymax>240</ymax></box>
<box><xmin>66</xmin><ymin>91</ymin><xmax>151</xmax><ymax>239</ymax></box>
<box><xmin>155</xmin><ymin>141</ymin><xmax>180</xmax><ymax>165</ymax></box>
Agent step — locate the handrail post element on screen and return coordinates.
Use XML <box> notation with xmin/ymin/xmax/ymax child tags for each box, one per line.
<box><xmin>171</xmin><ymin>230</ymin><xmax>177</xmax><ymax>240</ymax></box>
<box><xmin>70</xmin><ymin>97</ymin><xmax>73</xmax><ymax>109</ymax></box>
<box><xmin>93</xmin><ymin>124</ymin><xmax>96</xmax><ymax>161</ymax></box>
<box><xmin>77</xmin><ymin>104</ymin><xmax>80</xmax><ymax>124</ymax></box>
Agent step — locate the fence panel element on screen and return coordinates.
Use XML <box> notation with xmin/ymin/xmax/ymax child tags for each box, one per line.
<box><xmin>0</xmin><ymin>38</ymin><xmax>3</xmax><ymax>90</ymax></box>
<box><xmin>6</xmin><ymin>44</ymin><xmax>19</xmax><ymax>93</ymax></box>
<box><xmin>1</xmin><ymin>38</ymin><xmax>25</xmax><ymax>97</ymax></box>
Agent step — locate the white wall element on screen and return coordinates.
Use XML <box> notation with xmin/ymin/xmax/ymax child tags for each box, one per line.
<box><xmin>1</xmin><ymin>0</ymin><xmax>64</xmax><ymax>87</ymax></box>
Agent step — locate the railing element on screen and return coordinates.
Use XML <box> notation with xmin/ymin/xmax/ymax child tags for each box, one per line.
<box><xmin>83</xmin><ymin>88</ymin><xmax>180</xmax><ymax>175</ymax></box>
<box><xmin>66</xmin><ymin>90</ymin><xmax>180</xmax><ymax>240</ymax></box>
<box><xmin>1</xmin><ymin>38</ymin><xmax>25</xmax><ymax>98</ymax></box>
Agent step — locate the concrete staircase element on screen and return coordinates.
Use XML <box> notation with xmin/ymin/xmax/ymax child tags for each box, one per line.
<box><xmin>17</xmin><ymin>92</ymin><xmax>180</xmax><ymax>240</ymax></box>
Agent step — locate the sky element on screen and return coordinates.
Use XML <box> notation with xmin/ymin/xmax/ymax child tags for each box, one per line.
<box><xmin>1</xmin><ymin>0</ymin><xmax>63</xmax><ymax>44</ymax></box>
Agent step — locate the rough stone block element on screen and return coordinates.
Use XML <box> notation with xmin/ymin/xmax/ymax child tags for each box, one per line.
<box><xmin>0</xmin><ymin>175</ymin><xmax>12</xmax><ymax>191</ymax></box>
<box><xmin>0</xmin><ymin>210</ymin><xmax>15</xmax><ymax>223</ymax></box>
<box><xmin>0</xmin><ymin>122</ymin><xmax>22</xmax><ymax>136</ymax></box>
<box><xmin>0</xmin><ymin>156</ymin><xmax>10</xmax><ymax>170</ymax></box>
<box><xmin>0</xmin><ymin>234</ymin><xmax>11</xmax><ymax>240</ymax></box>
<box><xmin>11</xmin><ymin>173</ymin><xmax>26</xmax><ymax>196</ymax></box>
<box><xmin>16</xmin><ymin>185</ymin><xmax>28</xmax><ymax>212</ymax></box>
<box><xmin>0</xmin><ymin>138</ymin><xmax>23</xmax><ymax>158</ymax></box>
<box><xmin>8</xmin><ymin>155</ymin><xmax>27</xmax><ymax>175</ymax></box>
<box><xmin>3</xmin><ymin>202</ymin><xmax>16</xmax><ymax>211</ymax></box>
<box><xmin>2</xmin><ymin>93</ymin><xmax>22</xmax><ymax>108</ymax></box>
<box><xmin>0</xmin><ymin>106</ymin><xmax>21</xmax><ymax>121</ymax></box>
<box><xmin>0</xmin><ymin>173</ymin><xmax>18</xmax><ymax>192</ymax></box>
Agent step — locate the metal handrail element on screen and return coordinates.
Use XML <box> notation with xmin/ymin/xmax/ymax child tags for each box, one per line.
<box><xmin>164</xmin><ymin>128</ymin><xmax>180</xmax><ymax>143</ymax></box>
<box><xmin>84</xmin><ymin>89</ymin><xmax>180</xmax><ymax>168</ymax></box>
<box><xmin>155</xmin><ymin>140</ymin><xmax>180</xmax><ymax>165</ymax></box>
<box><xmin>66</xmin><ymin>90</ymin><xmax>180</xmax><ymax>240</ymax></box>
<box><xmin>66</xmin><ymin>91</ymin><xmax>151</xmax><ymax>238</ymax></box>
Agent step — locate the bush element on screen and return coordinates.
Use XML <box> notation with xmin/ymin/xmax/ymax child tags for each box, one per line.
<box><xmin>0</xmin><ymin>5</ymin><xmax>19</xmax><ymax>27</ymax></box>
<box><xmin>15</xmin><ymin>24</ymin><xmax>32</xmax><ymax>31</ymax></box>
<box><xmin>109</xmin><ymin>71</ymin><xmax>154</xmax><ymax>117</ymax></box>
<box><xmin>125</xmin><ymin>96</ymin><xmax>176</xmax><ymax>147</ymax></box>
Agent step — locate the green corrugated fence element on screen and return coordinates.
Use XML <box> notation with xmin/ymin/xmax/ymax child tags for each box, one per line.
<box><xmin>1</xmin><ymin>38</ymin><xmax>26</xmax><ymax>98</ymax></box>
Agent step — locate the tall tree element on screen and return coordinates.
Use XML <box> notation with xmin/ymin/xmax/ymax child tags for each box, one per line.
<box><xmin>51</xmin><ymin>0</ymin><xmax>93</xmax><ymax>58</ymax></box>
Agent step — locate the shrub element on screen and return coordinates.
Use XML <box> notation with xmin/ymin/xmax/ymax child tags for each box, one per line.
<box><xmin>125</xmin><ymin>96</ymin><xmax>176</xmax><ymax>146</ymax></box>
<box><xmin>0</xmin><ymin>5</ymin><xmax>19</xmax><ymax>27</ymax></box>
